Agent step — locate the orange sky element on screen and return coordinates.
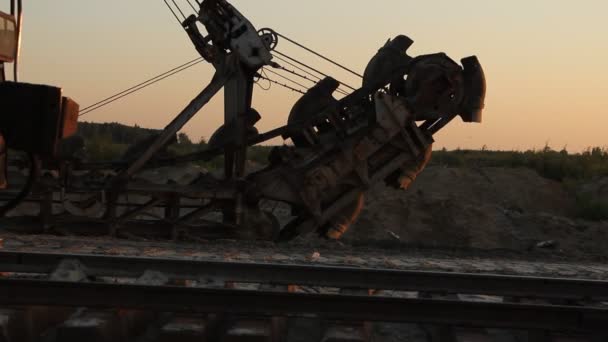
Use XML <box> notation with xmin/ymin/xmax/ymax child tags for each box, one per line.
<box><xmin>6</xmin><ymin>0</ymin><xmax>608</xmax><ymax>151</ymax></box>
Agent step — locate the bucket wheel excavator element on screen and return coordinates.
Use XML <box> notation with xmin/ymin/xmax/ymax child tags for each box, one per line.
<box><xmin>0</xmin><ymin>0</ymin><xmax>486</xmax><ymax>241</ymax></box>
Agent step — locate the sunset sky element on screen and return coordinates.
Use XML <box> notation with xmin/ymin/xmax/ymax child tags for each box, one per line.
<box><xmin>5</xmin><ymin>0</ymin><xmax>608</xmax><ymax>151</ymax></box>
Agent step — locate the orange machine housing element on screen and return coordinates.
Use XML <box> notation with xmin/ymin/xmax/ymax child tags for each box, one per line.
<box><xmin>0</xmin><ymin>82</ymin><xmax>79</xmax><ymax>157</ymax></box>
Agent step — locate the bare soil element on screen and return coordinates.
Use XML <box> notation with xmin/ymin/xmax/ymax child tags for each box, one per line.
<box><xmin>3</xmin><ymin>165</ymin><xmax>608</xmax><ymax>260</ymax></box>
<box><xmin>343</xmin><ymin>166</ymin><xmax>608</xmax><ymax>259</ymax></box>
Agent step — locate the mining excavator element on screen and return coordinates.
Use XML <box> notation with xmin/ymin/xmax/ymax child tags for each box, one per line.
<box><xmin>0</xmin><ymin>0</ymin><xmax>486</xmax><ymax>241</ymax></box>
<box><xmin>0</xmin><ymin>1</ymin><xmax>79</xmax><ymax>218</ymax></box>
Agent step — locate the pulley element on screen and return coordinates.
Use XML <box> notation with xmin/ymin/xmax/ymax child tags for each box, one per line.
<box><xmin>258</xmin><ymin>28</ymin><xmax>279</xmax><ymax>51</ymax></box>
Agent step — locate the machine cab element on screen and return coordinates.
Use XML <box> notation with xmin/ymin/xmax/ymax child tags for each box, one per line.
<box><xmin>0</xmin><ymin>8</ymin><xmax>17</xmax><ymax>188</ymax></box>
<box><xmin>0</xmin><ymin>10</ymin><xmax>17</xmax><ymax>64</ymax></box>
<box><xmin>0</xmin><ymin>2</ymin><xmax>80</xmax><ymax>192</ymax></box>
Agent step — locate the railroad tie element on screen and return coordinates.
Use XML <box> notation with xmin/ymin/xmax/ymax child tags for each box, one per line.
<box><xmin>55</xmin><ymin>307</ymin><xmax>156</xmax><ymax>342</ymax></box>
<box><xmin>56</xmin><ymin>309</ymin><xmax>122</xmax><ymax>342</ymax></box>
<box><xmin>157</xmin><ymin>315</ymin><xmax>209</xmax><ymax>342</ymax></box>
<box><xmin>286</xmin><ymin>315</ymin><xmax>322</xmax><ymax>342</ymax></box>
<box><xmin>285</xmin><ymin>284</ymin><xmax>323</xmax><ymax>342</ymax></box>
<box><xmin>452</xmin><ymin>328</ymin><xmax>494</xmax><ymax>342</ymax></box>
<box><xmin>144</xmin><ymin>271</ymin><xmax>209</xmax><ymax>341</ymax></box>
<box><xmin>260</xmin><ymin>284</ymin><xmax>291</xmax><ymax>342</ymax></box>
<box><xmin>55</xmin><ymin>270</ymin><xmax>168</xmax><ymax>342</ymax></box>
<box><xmin>420</xmin><ymin>293</ymin><xmax>512</xmax><ymax>342</ymax></box>
<box><xmin>320</xmin><ymin>288</ymin><xmax>371</xmax><ymax>342</ymax></box>
<box><xmin>220</xmin><ymin>283</ymin><xmax>290</xmax><ymax>342</ymax></box>
<box><xmin>0</xmin><ymin>304</ymin><xmax>78</xmax><ymax>341</ymax></box>
<box><xmin>222</xmin><ymin>319</ymin><xmax>272</xmax><ymax>342</ymax></box>
<box><xmin>418</xmin><ymin>292</ymin><xmax>457</xmax><ymax>342</ymax></box>
<box><xmin>0</xmin><ymin>309</ymin><xmax>28</xmax><ymax>342</ymax></box>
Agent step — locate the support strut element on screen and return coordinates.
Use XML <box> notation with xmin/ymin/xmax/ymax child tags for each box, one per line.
<box><xmin>115</xmin><ymin>68</ymin><xmax>232</xmax><ymax>182</ymax></box>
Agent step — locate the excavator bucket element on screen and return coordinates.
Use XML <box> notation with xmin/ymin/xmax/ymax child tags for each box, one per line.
<box><xmin>460</xmin><ymin>56</ymin><xmax>486</xmax><ymax>123</ymax></box>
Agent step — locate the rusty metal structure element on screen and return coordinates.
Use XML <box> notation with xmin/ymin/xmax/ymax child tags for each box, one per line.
<box><xmin>0</xmin><ymin>0</ymin><xmax>79</xmax><ymax>217</ymax></box>
<box><xmin>0</xmin><ymin>0</ymin><xmax>486</xmax><ymax>241</ymax></box>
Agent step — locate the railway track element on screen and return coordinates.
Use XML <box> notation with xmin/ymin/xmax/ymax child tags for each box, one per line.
<box><xmin>0</xmin><ymin>251</ymin><xmax>607</xmax><ymax>341</ymax></box>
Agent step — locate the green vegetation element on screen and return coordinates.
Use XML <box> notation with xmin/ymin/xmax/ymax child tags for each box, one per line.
<box><xmin>79</xmin><ymin>122</ymin><xmax>160</xmax><ymax>146</ymax></box>
<box><xmin>78</xmin><ymin>122</ymin><xmax>608</xmax><ymax>183</ymax></box>
<box><xmin>78</xmin><ymin>121</ymin><xmax>273</xmax><ymax>167</ymax></box>
<box><xmin>79</xmin><ymin>122</ymin><xmax>159</xmax><ymax>161</ymax></box>
<box><xmin>431</xmin><ymin>146</ymin><xmax>608</xmax><ymax>181</ymax></box>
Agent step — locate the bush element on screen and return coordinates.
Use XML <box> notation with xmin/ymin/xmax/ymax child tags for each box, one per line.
<box><xmin>431</xmin><ymin>146</ymin><xmax>608</xmax><ymax>181</ymax></box>
<box><xmin>85</xmin><ymin>134</ymin><xmax>127</xmax><ymax>161</ymax></box>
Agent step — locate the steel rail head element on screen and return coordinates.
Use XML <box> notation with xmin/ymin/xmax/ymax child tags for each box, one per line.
<box><xmin>2</xmin><ymin>250</ymin><xmax>608</xmax><ymax>302</ymax></box>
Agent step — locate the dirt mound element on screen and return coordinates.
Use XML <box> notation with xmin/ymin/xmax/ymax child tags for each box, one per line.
<box><xmin>347</xmin><ymin>167</ymin><xmax>608</xmax><ymax>258</ymax></box>
<box><xmin>4</xmin><ymin>163</ymin><xmax>607</xmax><ymax>258</ymax></box>
<box><xmin>578</xmin><ymin>177</ymin><xmax>608</xmax><ymax>200</ymax></box>
<box><xmin>406</xmin><ymin>167</ymin><xmax>575</xmax><ymax>215</ymax></box>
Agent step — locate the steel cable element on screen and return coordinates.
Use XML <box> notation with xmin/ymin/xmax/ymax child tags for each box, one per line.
<box><xmin>272</xmin><ymin>54</ymin><xmax>322</xmax><ymax>82</ymax></box>
<box><xmin>163</xmin><ymin>0</ymin><xmax>183</xmax><ymax>26</ymax></box>
<box><xmin>263</xmin><ymin>68</ymin><xmax>310</xmax><ymax>93</ymax></box>
<box><xmin>253</xmin><ymin>68</ymin><xmax>272</xmax><ymax>91</ymax></box>
<box><xmin>79</xmin><ymin>3</ymin><xmax>360</xmax><ymax>118</ymax></box>
<box><xmin>272</xmin><ymin>54</ymin><xmax>349</xmax><ymax>96</ymax></box>
<box><xmin>274</xmin><ymin>31</ymin><xmax>363</xmax><ymax>79</ymax></box>
<box><xmin>257</xmin><ymin>75</ymin><xmax>306</xmax><ymax>95</ymax></box>
<box><xmin>278</xmin><ymin>66</ymin><xmax>350</xmax><ymax>96</ymax></box>
<box><xmin>170</xmin><ymin>0</ymin><xmax>187</xmax><ymax>21</ymax></box>
<box><xmin>273</xmin><ymin>50</ymin><xmax>356</xmax><ymax>91</ymax></box>
<box><xmin>79</xmin><ymin>58</ymin><xmax>204</xmax><ymax>117</ymax></box>
<box><xmin>276</xmin><ymin>65</ymin><xmax>350</xmax><ymax>96</ymax></box>
<box><xmin>80</xmin><ymin>57</ymin><xmax>203</xmax><ymax>113</ymax></box>
<box><xmin>78</xmin><ymin>2</ymin><xmax>202</xmax><ymax>117</ymax></box>
<box><xmin>185</xmin><ymin>0</ymin><xmax>199</xmax><ymax>13</ymax></box>
<box><xmin>277</xmin><ymin>66</ymin><xmax>317</xmax><ymax>85</ymax></box>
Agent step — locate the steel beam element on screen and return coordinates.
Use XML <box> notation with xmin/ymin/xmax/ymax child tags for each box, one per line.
<box><xmin>116</xmin><ymin>69</ymin><xmax>231</xmax><ymax>181</ymax></box>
